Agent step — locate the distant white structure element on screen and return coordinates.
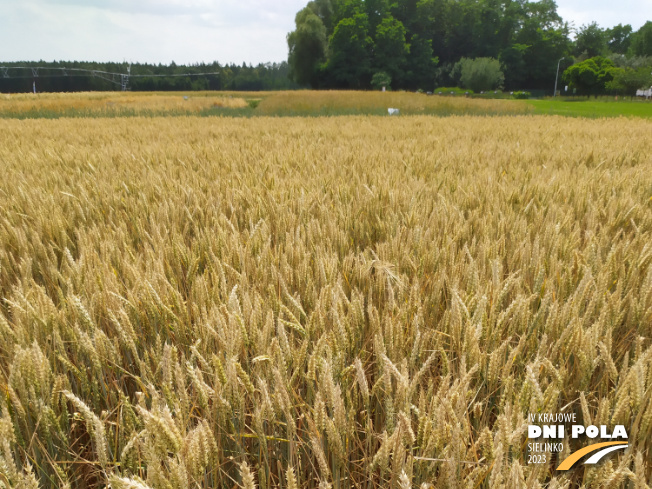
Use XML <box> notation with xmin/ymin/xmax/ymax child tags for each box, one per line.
<box><xmin>636</xmin><ymin>88</ymin><xmax>652</xmax><ymax>99</ymax></box>
<box><xmin>388</xmin><ymin>108</ymin><xmax>399</xmax><ymax>115</ymax></box>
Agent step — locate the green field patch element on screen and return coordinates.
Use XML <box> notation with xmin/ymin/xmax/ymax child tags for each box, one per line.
<box><xmin>528</xmin><ymin>98</ymin><xmax>652</xmax><ymax>118</ymax></box>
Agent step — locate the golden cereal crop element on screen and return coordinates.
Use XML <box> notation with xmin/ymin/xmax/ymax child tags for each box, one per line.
<box><xmin>0</xmin><ymin>113</ymin><xmax>650</xmax><ymax>489</ymax></box>
<box><xmin>0</xmin><ymin>91</ymin><xmax>249</xmax><ymax>116</ymax></box>
<box><xmin>254</xmin><ymin>90</ymin><xmax>532</xmax><ymax>116</ymax></box>
<box><xmin>0</xmin><ymin>90</ymin><xmax>531</xmax><ymax>118</ymax></box>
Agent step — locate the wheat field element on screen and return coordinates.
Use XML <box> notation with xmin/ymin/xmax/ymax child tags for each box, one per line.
<box><xmin>252</xmin><ymin>91</ymin><xmax>531</xmax><ymax>116</ymax></box>
<box><xmin>0</xmin><ymin>91</ymin><xmax>532</xmax><ymax>118</ymax></box>
<box><xmin>0</xmin><ymin>114</ymin><xmax>651</xmax><ymax>489</ymax></box>
<box><xmin>0</xmin><ymin>92</ymin><xmax>250</xmax><ymax>117</ymax></box>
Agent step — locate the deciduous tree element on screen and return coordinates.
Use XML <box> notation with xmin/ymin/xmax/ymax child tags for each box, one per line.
<box><xmin>562</xmin><ymin>56</ymin><xmax>619</xmax><ymax>95</ymax></box>
<box><xmin>454</xmin><ymin>57</ymin><xmax>504</xmax><ymax>92</ymax></box>
<box><xmin>327</xmin><ymin>13</ymin><xmax>374</xmax><ymax>87</ymax></box>
<box><xmin>373</xmin><ymin>17</ymin><xmax>410</xmax><ymax>85</ymax></box>
<box><xmin>606</xmin><ymin>67</ymin><xmax>652</xmax><ymax>95</ymax></box>
<box><xmin>630</xmin><ymin>21</ymin><xmax>652</xmax><ymax>57</ymax></box>
<box><xmin>606</xmin><ymin>24</ymin><xmax>633</xmax><ymax>54</ymax></box>
<box><xmin>288</xmin><ymin>7</ymin><xmax>329</xmax><ymax>87</ymax></box>
<box><xmin>575</xmin><ymin>22</ymin><xmax>607</xmax><ymax>58</ymax></box>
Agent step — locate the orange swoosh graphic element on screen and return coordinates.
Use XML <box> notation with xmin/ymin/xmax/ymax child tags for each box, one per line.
<box><xmin>557</xmin><ymin>442</ymin><xmax>628</xmax><ymax>470</ymax></box>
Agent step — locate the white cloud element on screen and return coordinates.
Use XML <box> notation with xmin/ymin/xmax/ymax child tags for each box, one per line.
<box><xmin>556</xmin><ymin>0</ymin><xmax>651</xmax><ymax>32</ymax></box>
<box><xmin>1</xmin><ymin>0</ymin><xmax>650</xmax><ymax>64</ymax></box>
<box><xmin>1</xmin><ymin>0</ymin><xmax>306</xmax><ymax>64</ymax></box>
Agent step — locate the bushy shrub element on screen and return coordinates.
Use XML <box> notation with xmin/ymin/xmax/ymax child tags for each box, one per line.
<box><xmin>371</xmin><ymin>71</ymin><xmax>392</xmax><ymax>90</ymax></box>
<box><xmin>562</xmin><ymin>56</ymin><xmax>619</xmax><ymax>95</ymax></box>
<box><xmin>451</xmin><ymin>57</ymin><xmax>505</xmax><ymax>92</ymax></box>
<box><xmin>605</xmin><ymin>67</ymin><xmax>652</xmax><ymax>95</ymax></box>
<box><xmin>511</xmin><ymin>91</ymin><xmax>531</xmax><ymax>99</ymax></box>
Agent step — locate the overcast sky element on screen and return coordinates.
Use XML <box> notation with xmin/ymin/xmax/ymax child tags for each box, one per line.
<box><xmin>1</xmin><ymin>0</ymin><xmax>650</xmax><ymax>65</ymax></box>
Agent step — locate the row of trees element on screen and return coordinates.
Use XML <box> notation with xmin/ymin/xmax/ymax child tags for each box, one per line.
<box><xmin>0</xmin><ymin>61</ymin><xmax>299</xmax><ymax>93</ymax></box>
<box><xmin>560</xmin><ymin>22</ymin><xmax>652</xmax><ymax>96</ymax></box>
<box><xmin>573</xmin><ymin>22</ymin><xmax>652</xmax><ymax>59</ymax></box>
<box><xmin>287</xmin><ymin>0</ymin><xmax>652</xmax><ymax>92</ymax></box>
<box><xmin>562</xmin><ymin>56</ymin><xmax>652</xmax><ymax>96</ymax></box>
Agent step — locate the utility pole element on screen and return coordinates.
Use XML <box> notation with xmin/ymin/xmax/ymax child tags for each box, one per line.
<box><xmin>554</xmin><ymin>57</ymin><xmax>565</xmax><ymax>97</ymax></box>
<box><xmin>121</xmin><ymin>65</ymin><xmax>131</xmax><ymax>91</ymax></box>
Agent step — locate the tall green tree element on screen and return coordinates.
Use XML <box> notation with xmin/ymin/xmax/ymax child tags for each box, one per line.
<box><xmin>333</xmin><ymin>0</ymin><xmax>366</xmax><ymax>26</ymax></box>
<box><xmin>524</xmin><ymin>0</ymin><xmax>562</xmax><ymax>29</ymax></box>
<box><xmin>287</xmin><ymin>7</ymin><xmax>329</xmax><ymax>87</ymax></box>
<box><xmin>445</xmin><ymin>0</ymin><xmax>481</xmax><ymax>62</ymax></box>
<box><xmin>574</xmin><ymin>22</ymin><xmax>607</xmax><ymax>58</ymax></box>
<box><xmin>326</xmin><ymin>13</ymin><xmax>374</xmax><ymax>87</ymax></box>
<box><xmin>606</xmin><ymin>24</ymin><xmax>633</xmax><ymax>54</ymax></box>
<box><xmin>414</xmin><ymin>0</ymin><xmax>450</xmax><ymax>62</ymax></box>
<box><xmin>365</xmin><ymin>0</ymin><xmax>393</xmax><ymax>32</ymax></box>
<box><xmin>373</xmin><ymin>17</ymin><xmax>410</xmax><ymax>84</ymax></box>
<box><xmin>630</xmin><ymin>21</ymin><xmax>652</xmax><ymax>56</ymax></box>
<box><xmin>307</xmin><ymin>0</ymin><xmax>335</xmax><ymax>32</ymax></box>
<box><xmin>499</xmin><ymin>43</ymin><xmax>528</xmax><ymax>89</ymax></box>
<box><xmin>406</xmin><ymin>34</ymin><xmax>438</xmax><ymax>90</ymax></box>
<box><xmin>514</xmin><ymin>1</ymin><xmax>571</xmax><ymax>89</ymax></box>
<box><xmin>470</xmin><ymin>0</ymin><xmax>507</xmax><ymax>58</ymax></box>
<box><xmin>391</xmin><ymin>0</ymin><xmax>419</xmax><ymax>32</ymax></box>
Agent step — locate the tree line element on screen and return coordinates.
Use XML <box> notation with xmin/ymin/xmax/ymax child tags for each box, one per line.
<box><xmin>0</xmin><ymin>61</ymin><xmax>299</xmax><ymax>93</ymax></box>
<box><xmin>287</xmin><ymin>0</ymin><xmax>652</xmax><ymax>94</ymax></box>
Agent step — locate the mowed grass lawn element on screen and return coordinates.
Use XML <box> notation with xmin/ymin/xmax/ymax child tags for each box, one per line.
<box><xmin>528</xmin><ymin>98</ymin><xmax>652</xmax><ymax>118</ymax></box>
